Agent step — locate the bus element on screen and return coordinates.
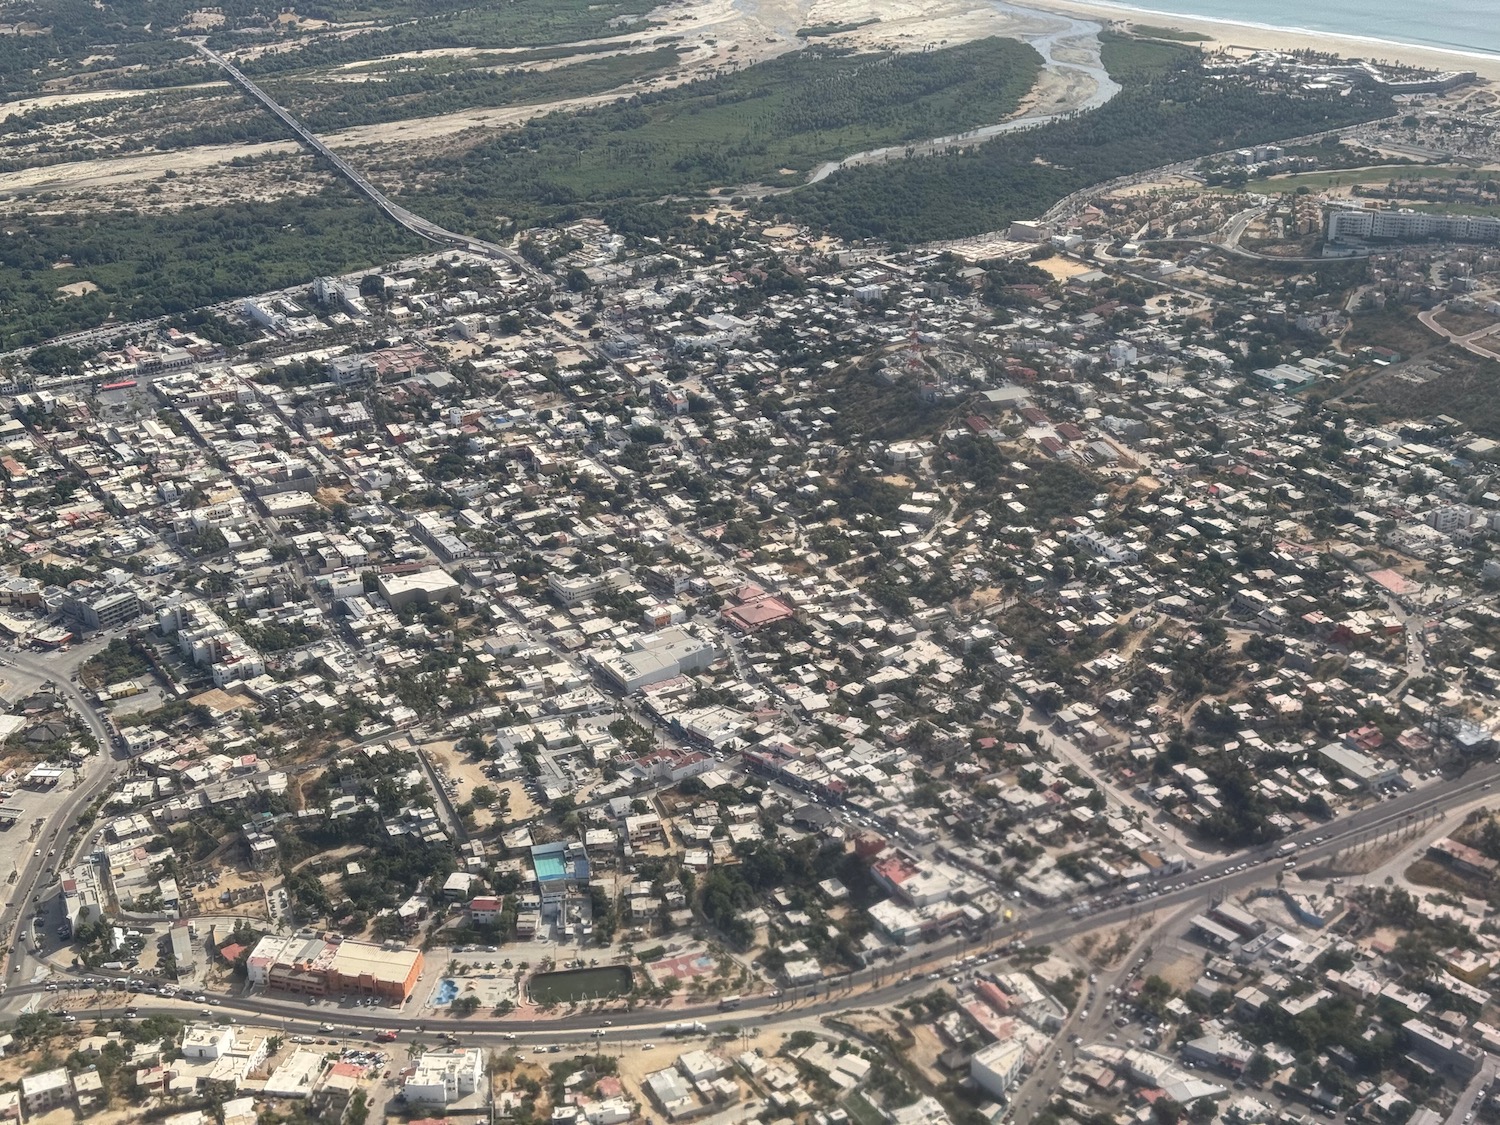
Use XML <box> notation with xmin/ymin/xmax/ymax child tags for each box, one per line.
<box><xmin>718</xmin><ymin>995</ymin><xmax>742</xmax><ymax>1010</ymax></box>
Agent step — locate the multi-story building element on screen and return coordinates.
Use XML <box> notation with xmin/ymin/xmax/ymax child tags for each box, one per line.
<box><xmin>1326</xmin><ymin>203</ymin><xmax>1500</xmax><ymax>245</ymax></box>
<box><xmin>246</xmin><ymin>934</ymin><xmax>424</xmax><ymax>1002</ymax></box>
<box><xmin>19</xmin><ymin>1069</ymin><xmax>73</xmax><ymax>1116</ymax></box>
<box><xmin>402</xmin><ymin>1048</ymin><xmax>484</xmax><ymax>1105</ymax></box>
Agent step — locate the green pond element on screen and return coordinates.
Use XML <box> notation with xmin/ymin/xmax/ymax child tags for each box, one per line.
<box><xmin>530</xmin><ymin>965</ymin><xmax>633</xmax><ymax>1003</ymax></box>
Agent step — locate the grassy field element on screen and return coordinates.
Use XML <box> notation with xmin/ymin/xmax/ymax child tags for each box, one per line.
<box><xmin>1341</xmin><ymin>304</ymin><xmax>1442</xmax><ymax>359</ymax></box>
<box><xmin>412</xmin><ymin>36</ymin><xmax>1043</xmax><ymax>227</ymax></box>
<box><xmin>796</xmin><ymin>19</ymin><xmax>880</xmax><ymax>38</ymax></box>
<box><xmin>773</xmin><ymin>36</ymin><xmax>1393</xmax><ymax>243</ymax></box>
<box><xmin>0</xmin><ymin>190</ymin><xmax>422</xmax><ymax>349</ymax></box>
<box><xmin>1232</xmin><ymin>165</ymin><xmax>1471</xmax><ymax>195</ymax></box>
<box><xmin>1095</xmin><ymin>33</ymin><xmax>1198</xmax><ymax>79</ymax></box>
<box><xmin>1400</xmin><ymin>200</ymin><xmax>1500</xmax><ymax>217</ymax></box>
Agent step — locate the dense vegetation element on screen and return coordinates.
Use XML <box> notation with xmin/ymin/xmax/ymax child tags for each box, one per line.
<box><xmin>0</xmin><ymin>191</ymin><xmax>421</xmax><ymax>347</ymax></box>
<box><xmin>0</xmin><ymin>0</ymin><xmax>662</xmax><ymax>95</ymax></box>
<box><xmin>410</xmin><ymin>37</ymin><xmax>1043</xmax><ymax>230</ymax></box>
<box><xmin>267</xmin><ymin>46</ymin><xmax>683</xmax><ymax>132</ymax></box>
<box><xmin>772</xmin><ymin>36</ymin><xmax>1395</xmax><ymax>243</ymax></box>
<box><xmin>0</xmin><ymin>0</ymin><xmax>201</xmax><ymax>97</ymax></box>
<box><xmin>231</xmin><ymin>0</ymin><xmax>667</xmax><ymax>77</ymax></box>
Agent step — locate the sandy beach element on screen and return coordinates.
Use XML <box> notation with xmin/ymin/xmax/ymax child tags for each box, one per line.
<box><xmin>1015</xmin><ymin>0</ymin><xmax>1500</xmax><ymax>82</ymax></box>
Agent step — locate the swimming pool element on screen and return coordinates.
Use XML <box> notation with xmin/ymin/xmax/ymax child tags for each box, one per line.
<box><xmin>434</xmin><ymin>978</ymin><xmax>459</xmax><ymax>1005</ymax></box>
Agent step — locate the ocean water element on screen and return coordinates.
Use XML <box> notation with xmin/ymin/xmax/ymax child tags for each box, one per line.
<box><xmin>1076</xmin><ymin>0</ymin><xmax>1500</xmax><ymax>61</ymax></box>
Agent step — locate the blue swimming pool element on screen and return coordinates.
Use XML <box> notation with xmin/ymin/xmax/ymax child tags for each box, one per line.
<box><xmin>434</xmin><ymin>978</ymin><xmax>459</xmax><ymax>1005</ymax></box>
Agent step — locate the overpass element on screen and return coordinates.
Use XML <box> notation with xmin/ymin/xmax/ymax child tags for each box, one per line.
<box><xmin>195</xmin><ymin>42</ymin><xmax>543</xmax><ymax>284</ymax></box>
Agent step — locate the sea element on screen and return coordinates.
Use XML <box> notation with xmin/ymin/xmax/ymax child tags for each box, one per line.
<box><xmin>1073</xmin><ymin>0</ymin><xmax>1500</xmax><ymax>61</ymax></box>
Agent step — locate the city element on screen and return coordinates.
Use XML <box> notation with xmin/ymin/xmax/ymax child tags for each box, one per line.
<box><xmin>4</xmin><ymin>7</ymin><xmax>1500</xmax><ymax>1125</ymax></box>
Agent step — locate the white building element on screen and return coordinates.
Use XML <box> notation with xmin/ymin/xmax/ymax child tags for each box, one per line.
<box><xmin>592</xmin><ymin>626</ymin><xmax>722</xmax><ymax>694</ymax></box>
<box><xmin>970</xmin><ymin>1040</ymin><xmax>1026</xmax><ymax>1100</ymax></box>
<box><xmin>403</xmin><ymin>1048</ymin><xmax>485</xmax><ymax>1105</ymax></box>
<box><xmin>182</xmin><ymin>1023</ymin><xmax>238</xmax><ymax>1061</ymax></box>
<box><xmin>20</xmin><ymin>1068</ymin><xmax>72</xmax><ymax>1114</ymax></box>
<box><xmin>1326</xmin><ymin>203</ymin><xmax>1500</xmax><ymax>245</ymax></box>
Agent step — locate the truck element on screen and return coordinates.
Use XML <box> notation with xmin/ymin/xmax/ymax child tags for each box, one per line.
<box><xmin>1277</xmin><ymin>841</ymin><xmax>1299</xmax><ymax>857</ymax></box>
<box><xmin>374</xmin><ymin>1030</ymin><xmax>398</xmax><ymax>1043</ymax></box>
<box><xmin>664</xmin><ymin>1021</ymin><xmax>708</xmax><ymax>1035</ymax></box>
<box><xmin>717</xmin><ymin>994</ymin><xmax>742</xmax><ymax>1010</ymax></box>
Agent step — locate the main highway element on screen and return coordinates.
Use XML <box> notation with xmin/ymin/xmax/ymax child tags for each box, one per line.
<box><xmin>192</xmin><ymin>42</ymin><xmax>542</xmax><ymax>285</ymax></box>
<box><xmin>5</xmin><ymin>750</ymin><xmax>1495</xmax><ymax>1045</ymax></box>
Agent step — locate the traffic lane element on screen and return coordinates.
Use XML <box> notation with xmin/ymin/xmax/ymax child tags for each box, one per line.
<box><xmin>10</xmin><ymin>751</ymin><xmax>1495</xmax><ymax>1030</ymax></box>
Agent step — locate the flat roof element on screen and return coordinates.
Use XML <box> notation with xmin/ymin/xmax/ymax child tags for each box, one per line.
<box><xmin>1190</xmin><ymin>915</ymin><xmax>1240</xmax><ymax>946</ymax></box>
<box><xmin>263</xmin><ymin>1049</ymin><xmax>325</xmax><ymax>1098</ymax></box>
<box><xmin>380</xmin><ymin>569</ymin><xmax>459</xmax><ymax>595</ymax></box>
<box><xmin>328</xmin><ymin>940</ymin><xmax>420</xmax><ymax>982</ymax></box>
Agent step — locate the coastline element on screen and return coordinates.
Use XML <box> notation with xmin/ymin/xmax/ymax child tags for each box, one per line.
<box><xmin>1012</xmin><ymin>0</ymin><xmax>1500</xmax><ymax>83</ymax></box>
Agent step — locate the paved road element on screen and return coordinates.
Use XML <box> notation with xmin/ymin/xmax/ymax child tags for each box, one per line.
<box><xmin>1419</xmin><ymin>303</ymin><xmax>1500</xmax><ymax>359</ymax></box>
<box><xmin>0</xmin><ymin>642</ymin><xmax>128</xmax><ymax>985</ymax></box>
<box><xmin>8</xmin><ymin>755</ymin><xmax>1496</xmax><ymax>1036</ymax></box>
<box><xmin>1445</xmin><ymin>1055</ymin><xmax>1497</xmax><ymax>1125</ymax></box>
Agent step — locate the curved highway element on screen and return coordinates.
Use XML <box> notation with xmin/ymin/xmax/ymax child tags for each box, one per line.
<box><xmin>0</xmin><ymin>649</ymin><xmax>130</xmax><ymax>988</ymax></box>
<box><xmin>6</xmin><ymin>756</ymin><xmax>1495</xmax><ymax>1041</ymax></box>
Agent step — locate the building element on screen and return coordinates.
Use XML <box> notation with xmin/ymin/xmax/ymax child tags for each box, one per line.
<box><xmin>175</xmin><ymin>1022</ymin><xmax>271</xmax><ymax>1091</ymax></box>
<box><xmin>1326</xmin><ymin>203</ymin><xmax>1500</xmax><ymax>246</ymax></box>
<box><xmin>263</xmin><ymin>1049</ymin><xmax>326</xmax><ymax>1099</ymax></box>
<box><xmin>469</xmin><ymin>895</ymin><xmax>502</xmax><ymax>926</ymax></box>
<box><xmin>1427</xmin><ymin>837</ymin><xmax>1498</xmax><ymax>879</ymax></box>
<box><xmin>246</xmin><ymin>934</ymin><xmax>424</xmax><ymax>1001</ymax></box>
<box><xmin>1402</xmin><ymin>1019</ymin><xmax>1484</xmax><ymax>1078</ymax></box>
<box><xmin>182</xmin><ymin>1023</ymin><xmax>239</xmax><ymax>1061</ymax></box>
<box><xmin>721</xmin><ymin>584</ymin><xmax>796</xmax><ymax>632</ymax></box>
<box><xmin>19</xmin><ymin>1069</ymin><xmax>72</xmax><ymax>1115</ymax></box>
<box><xmin>1316</xmin><ymin>743</ymin><xmax>1399</xmax><ymax>791</ymax></box>
<box><xmin>970</xmin><ymin>1040</ymin><xmax>1026</xmax><ymax>1099</ymax></box>
<box><xmin>549</xmin><ymin>572</ymin><xmax>609</xmax><ymax>607</ymax></box>
<box><xmin>592</xmin><ymin>626</ymin><xmax>722</xmax><ymax>694</ymax></box>
<box><xmin>60</xmin><ymin>584</ymin><xmax>143</xmax><ymax>631</ymax></box>
<box><xmin>402</xmin><ymin>1048</ymin><xmax>484</xmax><ymax>1105</ymax></box>
<box><xmin>378</xmin><ymin>568</ymin><xmax>461</xmax><ymax>611</ymax></box>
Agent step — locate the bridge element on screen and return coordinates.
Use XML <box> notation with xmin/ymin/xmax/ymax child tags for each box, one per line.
<box><xmin>195</xmin><ymin>42</ymin><xmax>542</xmax><ymax>284</ymax></box>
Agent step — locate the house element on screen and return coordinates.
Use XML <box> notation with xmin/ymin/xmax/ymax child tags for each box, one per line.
<box><xmin>20</xmin><ymin>1069</ymin><xmax>73</xmax><ymax>1115</ymax></box>
<box><xmin>469</xmin><ymin>895</ymin><xmax>502</xmax><ymax>926</ymax></box>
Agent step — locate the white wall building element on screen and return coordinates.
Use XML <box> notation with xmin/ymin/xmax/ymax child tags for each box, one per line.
<box><xmin>403</xmin><ymin>1048</ymin><xmax>485</xmax><ymax>1105</ymax></box>
<box><xmin>970</xmin><ymin>1040</ymin><xmax>1027</xmax><ymax>1100</ymax></box>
